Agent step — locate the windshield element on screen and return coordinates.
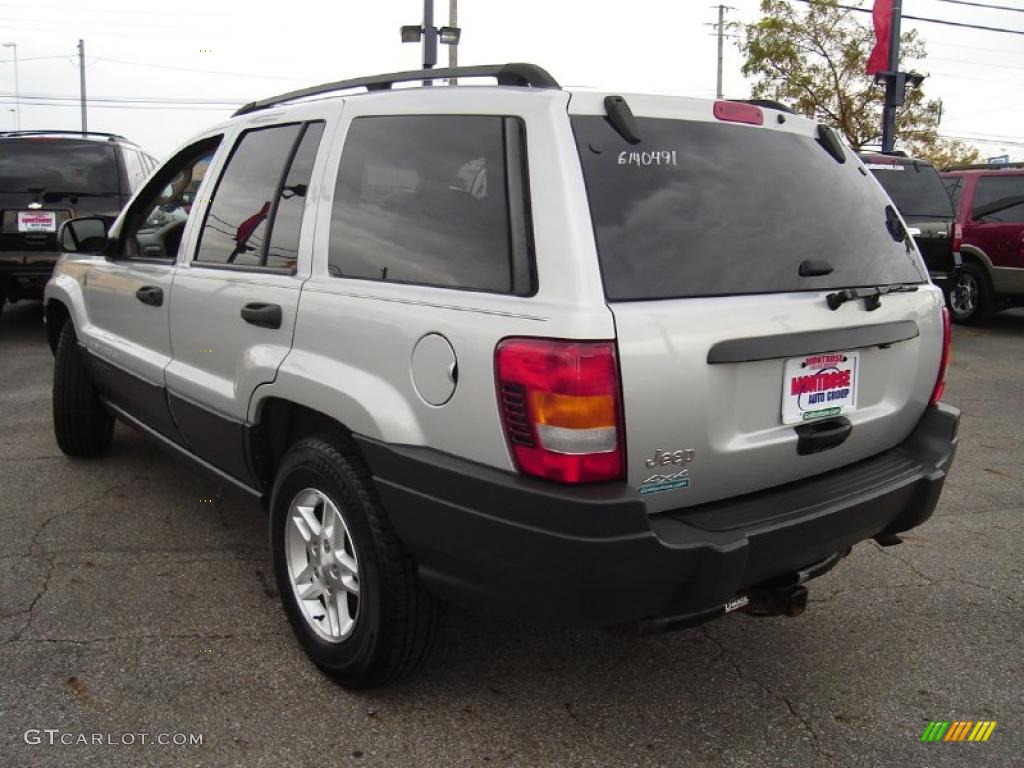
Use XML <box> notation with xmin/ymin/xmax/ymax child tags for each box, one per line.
<box><xmin>0</xmin><ymin>139</ymin><xmax>119</xmax><ymax>195</ymax></box>
<box><xmin>571</xmin><ymin>116</ymin><xmax>926</xmax><ymax>301</ymax></box>
<box><xmin>865</xmin><ymin>161</ymin><xmax>955</xmax><ymax>219</ymax></box>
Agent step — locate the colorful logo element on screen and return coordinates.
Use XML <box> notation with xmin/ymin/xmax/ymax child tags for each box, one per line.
<box><xmin>921</xmin><ymin>721</ymin><xmax>997</xmax><ymax>742</ymax></box>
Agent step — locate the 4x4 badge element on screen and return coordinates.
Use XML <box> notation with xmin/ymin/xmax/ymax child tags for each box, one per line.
<box><xmin>645</xmin><ymin>448</ymin><xmax>696</xmax><ymax>468</ymax></box>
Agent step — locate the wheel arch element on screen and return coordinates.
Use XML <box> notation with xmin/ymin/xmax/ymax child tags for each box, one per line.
<box><xmin>959</xmin><ymin>244</ymin><xmax>995</xmax><ymax>275</ymax></box>
<box><xmin>44</xmin><ymin>298</ymin><xmax>71</xmax><ymax>354</ymax></box>
<box><xmin>247</xmin><ymin>397</ymin><xmax>370</xmax><ymax>498</ymax></box>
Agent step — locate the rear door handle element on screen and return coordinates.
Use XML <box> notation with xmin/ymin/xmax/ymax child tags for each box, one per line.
<box><xmin>794</xmin><ymin>417</ymin><xmax>852</xmax><ymax>455</ymax></box>
<box><xmin>240</xmin><ymin>302</ymin><xmax>282</xmax><ymax>329</ymax></box>
<box><xmin>135</xmin><ymin>286</ymin><xmax>163</xmax><ymax>307</ymax></box>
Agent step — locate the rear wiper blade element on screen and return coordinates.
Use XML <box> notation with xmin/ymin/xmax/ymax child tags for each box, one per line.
<box><xmin>826</xmin><ymin>284</ymin><xmax>919</xmax><ymax>311</ymax></box>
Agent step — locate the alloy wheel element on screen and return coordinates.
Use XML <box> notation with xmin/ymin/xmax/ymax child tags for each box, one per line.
<box><xmin>285</xmin><ymin>488</ymin><xmax>361</xmax><ymax>642</ymax></box>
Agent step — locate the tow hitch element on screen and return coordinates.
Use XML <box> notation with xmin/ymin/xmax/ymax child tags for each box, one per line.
<box><xmin>623</xmin><ymin>550</ymin><xmax>846</xmax><ymax>636</ymax></box>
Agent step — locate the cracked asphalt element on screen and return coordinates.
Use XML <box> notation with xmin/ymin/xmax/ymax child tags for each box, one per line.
<box><xmin>0</xmin><ymin>300</ymin><xmax>1020</xmax><ymax>768</ymax></box>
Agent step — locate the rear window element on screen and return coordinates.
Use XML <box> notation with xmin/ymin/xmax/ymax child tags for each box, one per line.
<box><xmin>865</xmin><ymin>161</ymin><xmax>954</xmax><ymax>218</ymax></box>
<box><xmin>0</xmin><ymin>139</ymin><xmax>119</xmax><ymax>195</ymax></box>
<box><xmin>571</xmin><ymin>116</ymin><xmax>926</xmax><ymax>301</ymax></box>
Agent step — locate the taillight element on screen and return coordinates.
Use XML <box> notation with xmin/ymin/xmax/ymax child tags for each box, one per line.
<box><xmin>930</xmin><ymin>307</ymin><xmax>952</xmax><ymax>406</ymax></box>
<box><xmin>495</xmin><ymin>338</ymin><xmax>624</xmax><ymax>484</ymax></box>
<box><xmin>952</xmin><ymin>222</ymin><xmax>963</xmax><ymax>253</ymax></box>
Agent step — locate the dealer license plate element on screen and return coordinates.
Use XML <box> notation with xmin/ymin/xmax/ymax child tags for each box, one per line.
<box><xmin>781</xmin><ymin>350</ymin><xmax>859</xmax><ymax>424</ymax></box>
<box><xmin>17</xmin><ymin>211</ymin><xmax>56</xmax><ymax>233</ymax></box>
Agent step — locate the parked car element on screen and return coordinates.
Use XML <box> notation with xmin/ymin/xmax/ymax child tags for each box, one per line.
<box><xmin>860</xmin><ymin>152</ymin><xmax>960</xmax><ymax>303</ymax></box>
<box><xmin>940</xmin><ymin>164</ymin><xmax>1024</xmax><ymax>324</ymax></box>
<box><xmin>0</xmin><ymin>130</ymin><xmax>157</xmax><ymax>317</ymax></box>
<box><xmin>44</xmin><ymin>64</ymin><xmax>959</xmax><ymax>688</ymax></box>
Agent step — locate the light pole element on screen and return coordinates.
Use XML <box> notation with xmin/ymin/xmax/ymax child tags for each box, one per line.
<box><xmin>401</xmin><ymin>0</ymin><xmax>461</xmax><ymax>83</ymax></box>
<box><xmin>2</xmin><ymin>42</ymin><xmax>19</xmax><ymax>130</ymax></box>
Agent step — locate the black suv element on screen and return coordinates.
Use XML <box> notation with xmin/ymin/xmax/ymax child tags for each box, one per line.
<box><xmin>0</xmin><ymin>131</ymin><xmax>156</xmax><ymax>316</ymax></box>
<box><xmin>860</xmin><ymin>153</ymin><xmax>960</xmax><ymax>299</ymax></box>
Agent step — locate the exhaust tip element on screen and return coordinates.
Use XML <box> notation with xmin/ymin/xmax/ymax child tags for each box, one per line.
<box><xmin>785</xmin><ymin>586</ymin><xmax>809</xmax><ymax>617</ymax></box>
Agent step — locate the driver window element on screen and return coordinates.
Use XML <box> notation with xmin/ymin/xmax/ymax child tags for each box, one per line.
<box><xmin>124</xmin><ymin>138</ymin><xmax>220</xmax><ymax>260</ymax></box>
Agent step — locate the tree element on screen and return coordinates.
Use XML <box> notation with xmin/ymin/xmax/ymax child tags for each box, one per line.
<box><xmin>739</xmin><ymin>0</ymin><xmax>981</xmax><ymax>167</ymax></box>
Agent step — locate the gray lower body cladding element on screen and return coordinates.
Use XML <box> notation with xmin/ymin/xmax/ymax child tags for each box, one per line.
<box><xmin>355</xmin><ymin>404</ymin><xmax>959</xmax><ymax>628</ymax></box>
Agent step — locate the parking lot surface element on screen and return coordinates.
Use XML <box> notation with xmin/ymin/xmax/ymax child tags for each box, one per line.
<box><xmin>0</xmin><ymin>301</ymin><xmax>1020</xmax><ymax>767</ymax></box>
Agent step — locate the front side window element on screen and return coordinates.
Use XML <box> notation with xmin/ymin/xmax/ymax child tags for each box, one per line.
<box><xmin>122</xmin><ymin>148</ymin><xmax>148</xmax><ymax>191</ymax></box>
<box><xmin>328</xmin><ymin>115</ymin><xmax>532</xmax><ymax>294</ymax></box>
<box><xmin>125</xmin><ymin>138</ymin><xmax>220</xmax><ymax>260</ymax></box>
<box><xmin>971</xmin><ymin>176</ymin><xmax>1024</xmax><ymax>224</ymax></box>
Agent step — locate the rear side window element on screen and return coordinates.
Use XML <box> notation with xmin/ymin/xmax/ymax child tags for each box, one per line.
<box><xmin>971</xmin><ymin>176</ymin><xmax>1024</xmax><ymax>223</ymax></box>
<box><xmin>195</xmin><ymin>123</ymin><xmax>308</xmax><ymax>269</ymax></box>
<box><xmin>571</xmin><ymin>116</ymin><xmax>926</xmax><ymax>301</ymax></box>
<box><xmin>0</xmin><ymin>139</ymin><xmax>118</xmax><ymax>195</ymax></box>
<box><xmin>865</xmin><ymin>162</ymin><xmax>954</xmax><ymax>219</ymax></box>
<box><xmin>265</xmin><ymin>123</ymin><xmax>325</xmax><ymax>269</ymax></box>
<box><xmin>942</xmin><ymin>175</ymin><xmax>965</xmax><ymax>214</ymax></box>
<box><xmin>123</xmin><ymin>148</ymin><xmax>148</xmax><ymax>191</ymax></box>
<box><xmin>328</xmin><ymin>115</ymin><xmax>533</xmax><ymax>294</ymax></box>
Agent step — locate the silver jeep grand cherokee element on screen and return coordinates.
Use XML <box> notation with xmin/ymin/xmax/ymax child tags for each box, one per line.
<box><xmin>45</xmin><ymin>64</ymin><xmax>959</xmax><ymax>688</ymax></box>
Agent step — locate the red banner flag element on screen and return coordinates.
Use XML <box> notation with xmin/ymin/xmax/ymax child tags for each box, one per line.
<box><xmin>866</xmin><ymin>0</ymin><xmax>893</xmax><ymax>74</ymax></box>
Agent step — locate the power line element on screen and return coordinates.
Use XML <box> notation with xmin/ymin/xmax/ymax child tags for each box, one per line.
<box><xmin>927</xmin><ymin>0</ymin><xmax>1024</xmax><ymax>12</ymax></box>
<box><xmin>791</xmin><ymin>0</ymin><xmax>1024</xmax><ymax>34</ymax></box>
<box><xmin>0</xmin><ymin>98</ymin><xmax>233</xmax><ymax>111</ymax></box>
<box><xmin>930</xmin><ymin>55</ymin><xmax>1024</xmax><ymax>69</ymax></box>
<box><xmin>92</xmin><ymin>57</ymin><xmax>310</xmax><ymax>83</ymax></box>
<box><xmin>1</xmin><ymin>91</ymin><xmax>242</xmax><ymax>106</ymax></box>
<box><xmin>0</xmin><ymin>55</ymin><xmax>74</xmax><ymax>65</ymax></box>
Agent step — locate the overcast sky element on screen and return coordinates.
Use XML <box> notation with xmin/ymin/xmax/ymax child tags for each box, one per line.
<box><xmin>0</xmin><ymin>0</ymin><xmax>1021</xmax><ymax>160</ymax></box>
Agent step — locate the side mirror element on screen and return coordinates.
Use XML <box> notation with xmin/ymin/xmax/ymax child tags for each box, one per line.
<box><xmin>58</xmin><ymin>217</ymin><xmax>110</xmax><ymax>254</ymax></box>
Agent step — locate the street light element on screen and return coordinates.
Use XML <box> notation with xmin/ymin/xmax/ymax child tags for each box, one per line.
<box><xmin>400</xmin><ymin>1</ymin><xmax>461</xmax><ymax>78</ymax></box>
<box><xmin>2</xmin><ymin>42</ymin><xmax>19</xmax><ymax>131</ymax></box>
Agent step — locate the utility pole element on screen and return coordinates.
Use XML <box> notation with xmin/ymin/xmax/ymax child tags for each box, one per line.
<box><xmin>2</xmin><ymin>42</ymin><xmax>19</xmax><ymax>130</ymax></box>
<box><xmin>706</xmin><ymin>6</ymin><xmax>733</xmax><ymax>99</ymax></box>
<box><xmin>715</xmin><ymin>4</ymin><xmax>725</xmax><ymax>99</ymax></box>
<box><xmin>880</xmin><ymin>0</ymin><xmax>901</xmax><ymax>153</ymax></box>
<box><xmin>78</xmin><ymin>39</ymin><xmax>87</xmax><ymax>135</ymax></box>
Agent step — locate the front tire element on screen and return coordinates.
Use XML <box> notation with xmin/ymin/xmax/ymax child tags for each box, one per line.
<box><xmin>270</xmin><ymin>435</ymin><xmax>442</xmax><ymax>688</ymax></box>
<box><xmin>948</xmin><ymin>261</ymin><xmax>995</xmax><ymax>325</ymax></box>
<box><xmin>52</xmin><ymin>322</ymin><xmax>114</xmax><ymax>457</ymax></box>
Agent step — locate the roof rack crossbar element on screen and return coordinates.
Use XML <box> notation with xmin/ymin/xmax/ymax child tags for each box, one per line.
<box><xmin>233</xmin><ymin>62</ymin><xmax>559</xmax><ymax>117</ymax></box>
<box><xmin>942</xmin><ymin>161</ymin><xmax>1024</xmax><ymax>171</ymax></box>
<box><xmin>0</xmin><ymin>129</ymin><xmax>128</xmax><ymax>141</ymax></box>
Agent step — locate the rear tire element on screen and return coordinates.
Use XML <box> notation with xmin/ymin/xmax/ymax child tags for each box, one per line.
<box><xmin>948</xmin><ymin>261</ymin><xmax>995</xmax><ymax>325</ymax></box>
<box><xmin>270</xmin><ymin>434</ymin><xmax>442</xmax><ymax>689</ymax></box>
<box><xmin>52</xmin><ymin>322</ymin><xmax>114</xmax><ymax>457</ymax></box>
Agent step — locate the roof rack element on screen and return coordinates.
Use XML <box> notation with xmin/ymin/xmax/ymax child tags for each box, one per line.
<box><xmin>943</xmin><ymin>161</ymin><xmax>1024</xmax><ymax>171</ymax></box>
<box><xmin>233</xmin><ymin>62</ymin><xmax>560</xmax><ymax>117</ymax></box>
<box><xmin>0</xmin><ymin>129</ymin><xmax>128</xmax><ymax>142</ymax></box>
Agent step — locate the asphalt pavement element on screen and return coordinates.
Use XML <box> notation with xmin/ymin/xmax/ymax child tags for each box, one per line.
<box><xmin>0</xmin><ymin>300</ymin><xmax>1020</xmax><ymax>768</ymax></box>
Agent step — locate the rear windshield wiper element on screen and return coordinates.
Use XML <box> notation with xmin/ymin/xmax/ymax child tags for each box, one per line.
<box><xmin>827</xmin><ymin>283</ymin><xmax>919</xmax><ymax>311</ymax></box>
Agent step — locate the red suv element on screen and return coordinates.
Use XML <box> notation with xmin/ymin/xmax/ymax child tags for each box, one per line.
<box><xmin>941</xmin><ymin>165</ymin><xmax>1024</xmax><ymax>324</ymax></box>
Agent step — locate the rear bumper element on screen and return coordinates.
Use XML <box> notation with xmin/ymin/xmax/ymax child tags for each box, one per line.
<box><xmin>357</xmin><ymin>403</ymin><xmax>960</xmax><ymax>628</ymax></box>
<box><xmin>0</xmin><ymin>253</ymin><xmax>59</xmax><ymax>297</ymax></box>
